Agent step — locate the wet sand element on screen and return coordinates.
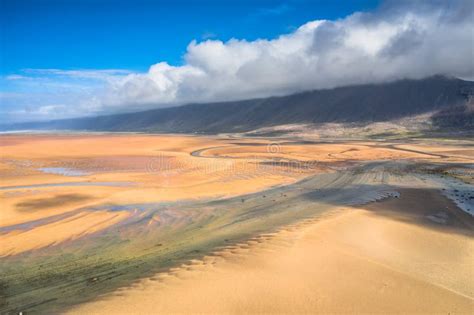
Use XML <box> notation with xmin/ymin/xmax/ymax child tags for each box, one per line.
<box><xmin>1</xmin><ymin>134</ymin><xmax>319</xmax><ymax>255</ymax></box>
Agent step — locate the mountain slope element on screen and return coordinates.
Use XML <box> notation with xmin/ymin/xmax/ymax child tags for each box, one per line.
<box><xmin>3</xmin><ymin>76</ymin><xmax>473</xmax><ymax>133</ymax></box>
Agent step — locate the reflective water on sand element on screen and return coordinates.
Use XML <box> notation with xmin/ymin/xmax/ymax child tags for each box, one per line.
<box><xmin>0</xmin><ymin>181</ymin><xmax>134</xmax><ymax>190</ymax></box>
<box><xmin>38</xmin><ymin>167</ymin><xmax>89</xmax><ymax>176</ymax></box>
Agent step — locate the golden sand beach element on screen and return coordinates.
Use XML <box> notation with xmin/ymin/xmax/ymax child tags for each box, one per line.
<box><xmin>1</xmin><ymin>134</ymin><xmax>473</xmax><ymax>313</ymax></box>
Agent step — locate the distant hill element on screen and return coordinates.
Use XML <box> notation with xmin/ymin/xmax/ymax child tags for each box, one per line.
<box><xmin>2</xmin><ymin>75</ymin><xmax>473</xmax><ymax>133</ymax></box>
<box><xmin>431</xmin><ymin>97</ymin><xmax>474</xmax><ymax>130</ymax></box>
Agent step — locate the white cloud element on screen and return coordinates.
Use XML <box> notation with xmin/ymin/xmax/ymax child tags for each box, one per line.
<box><xmin>103</xmin><ymin>0</ymin><xmax>473</xmax><ymax>108</ymax></box>
<box><xmin>7</xmin><ymin>69</ymin><xmax>132</xmax><ymax>87</ymax></box>
<box><xmin>2</xmin><ymin>0</ymin><xmax>473</xmax><ymax>122</ymax></box>
<box><xmin>6</xmin><ymin>74</ymin><xmax>29</xmax><ymax>81</ymax></box>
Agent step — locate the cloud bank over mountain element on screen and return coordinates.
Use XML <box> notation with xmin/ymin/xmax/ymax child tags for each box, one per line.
<box><xmin>2</xmin><ymin>0</ymin><xmax>473</xmax><ymax>122</ymax></box>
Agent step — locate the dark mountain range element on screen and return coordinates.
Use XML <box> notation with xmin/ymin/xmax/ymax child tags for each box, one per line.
<box><xmin>2</xmin><ymin>75</ymin><xmax>473</xmax><ymax>133</ymax></box>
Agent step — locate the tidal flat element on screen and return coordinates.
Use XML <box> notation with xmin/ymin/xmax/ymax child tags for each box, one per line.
<box><xmin>0</xmin><ymin>134</ymin><xmax>473</xmax><ymax>313</ymax></box>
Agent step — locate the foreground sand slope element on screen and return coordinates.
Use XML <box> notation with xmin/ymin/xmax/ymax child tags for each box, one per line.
<box><xmin>69</xmin><ymin>192</ymin><xmax>474</xmax><ymax>314</ymax></box>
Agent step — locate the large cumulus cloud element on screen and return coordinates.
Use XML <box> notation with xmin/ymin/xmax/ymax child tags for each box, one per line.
<box><xmin>101</xmin><ymin>0</ymin><xmax>473</xmax><ymax>110</ymax></box>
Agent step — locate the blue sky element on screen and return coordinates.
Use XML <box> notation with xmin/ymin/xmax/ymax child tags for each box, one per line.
<box><xmin>1</xmin><ymin>0</ymin><xmax>473</xmax><ymax>123</ymax></box>
<box><xmin>2</xmin><ymin>0</ymin><xmax>380</xmax><ymax>74</ymax></box>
